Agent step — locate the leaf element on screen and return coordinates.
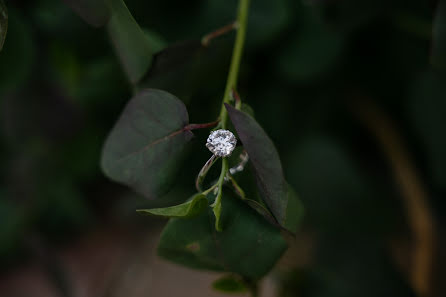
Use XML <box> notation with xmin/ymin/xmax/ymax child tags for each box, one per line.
<box><xmin>157</xmin><ymin>192</ymin><xmax>287</xmax><ymax>280</ymax></box>
<box><xmin>242</xmin><ymin>198</ymin><xmax>277</xmax><ymax>227</ymax></box>
<box><xmin>137</xmin><ymin>194</ymin><xmax>207</xmax><ymax>218</ymax></box>
<box><xmin>107</xmin><ymin>0</ymin><xmax>153</xmax><ymax>84</ymax></box>
<box><xmin>62</xmin><ymin>0</ymin><xmax>110</xmax><ymax>27</ymax></box>
<box><xmin>225</xmin><ymin>104</ymin><xmax>302</xmax><ymax>233</ymax></box>
<box><xmin>431</xmin><ymin>0</ymin><xmax>446</xmax><ymax>68</ymax></box>
<box><xmin>143</xmin><ymin>29</ymin><xmax>167</xmax><ymax>53</ymax></box>
<box><xmin>101</xmin><ymin>89</ymin><xmax>193</xmax><ymax>200</ymax></box>
<box><xmin>140</xmin><ymin>39</ymin><xmax>232</xmax><ymax>101</ymax></box>
<box><xmin>62</xmin><ymin>0</ymin><xmax>152</xmax><ymax>83</ymax></box>
<box><xmin>0</xmin><ymin>0</ymin><xmax>7</xmax><ymax>51</ymax></box>
<box><xmin>212</xmin><ymin>275</ymin><xmax>248</xmax><ymax>293</ymax></box>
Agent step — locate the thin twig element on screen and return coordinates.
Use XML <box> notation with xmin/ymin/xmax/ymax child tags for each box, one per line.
<box><xmin>201</xmin><ymin>22</ymin><xmax>238</xmax><ymax>47</ymax></box>
<box><xmin>185</xmin><ymin>119</ymin><xmax>220</xmax><ymax>131</ymax></box>
<box><xmin>231</xmin><ymin>88</ymin><xmax>242</xmax><ymax>110</ymax></box>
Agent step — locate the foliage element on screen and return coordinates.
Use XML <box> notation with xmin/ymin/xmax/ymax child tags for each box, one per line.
<box><xmin>101</xmin><ymin>89</ymin><xmax>193</xmax><ymax>199</ymax></box>
<box><xmin>1</xmin><ymin>0</ymin><xmax>445</xmax><ymax>296</ymax></box>
<box><xmin>94</xmin><ymin>0</ymin><xmax>303</xmax><ymax>285</ymax></box>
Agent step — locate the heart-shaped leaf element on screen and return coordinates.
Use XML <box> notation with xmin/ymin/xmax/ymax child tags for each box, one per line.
<box><xmin>0</xmin><ymin>0</ymin><xmax>7</xmax><ymax>51</ymax></box>
<box><xmin>107</xmin><ymin>0</ymin><xmax>153</xmax><ymax>84</ymax></box>
<box><xmin>431</xmin><ymin>0</ymin><xmax>446</xmax><ymax>68</ymax></box>
<box><xmin>157</xmin><ymin>192</ymin><xmax>287</xmax><ymax>280</ymax></box>
<box><xmin>62</xmin><ymin>0</ymin><xmax>110</xmax><ymax>27</ymax></box>
<box><xmin>225</xmin><ymin>104</ymin><xmax>302</xmax><ymax>233</ymax></box>
<box><xmin>137</xmin><ymin>194</ymin><xmax>207</xmax><ymax>218</ymax></box>
<box><xmin>101</xmin><ymin>89</ymin><xmax>193</xmax><ymax>200</ymax></box>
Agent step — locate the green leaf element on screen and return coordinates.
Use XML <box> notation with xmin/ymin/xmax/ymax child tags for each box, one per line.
<box><xmin>101</xmin><ymin>89</ymin><xmax>193</xmax><ymax>200</ymax></box>
<box><xmin>157</xmin><ymin>192</ymin><xmax>287</xmax><ymax>279</ymax></box>
<box><xmin>137</xmin><ymin>194</ymin><xmax>207</xmax><ymax>218</ymax></box>
<box><xmin>242</xmin><ymin>198</ymin><xmax>277</xmax><ymax>226</ymax></box>
<box><xmin>212</xmin><ymin>275</ymin><xmax>248</xmax><ymax>293</ymax></box>
<box><xmin>225</xmin><ymin>104</ymin><xmax>302</xmax><ymax>233</ymax></box>
<box><xmin>241</xmin><ymin>103</ymin><xmax>255</xmax><ymax>118</ymax></box>
<box><xmin>212</xmin><ymin>194</ymin><xmax>223</xmax><ymax>232</ymax></box>
<box><xmin>140</xmin><ymin>39</ymin><xmax>232</xmax><ymax>101</ymax></box>
<box><xmin>0</xmin><ymin>0</ymin><xmax>7</xmax><ymax>51</ymax></box>
<box><xmin>63</xmin><ymin>0</ymin><xmax>110</xmax><ymax>27</ymax></box>
<box><xmin>62</xmin><ymin>0</ymin><xmax>152</xmax><ymax>83</ymax></box>
<box><xmin>107</xmin><ymin>0</ymin><xmax>153</xmax><ymax>84</ymax></box>
<box><xmin>143</xmin><ymin>29</ymin><xmax>167</xmax><ymax>53</ymax></box>
<box><xmin>431</xmin><ymin>0</ymin><xmax>446</xmax><ymax>68</ymax></box>
<box><xmin>226</xmin><ymin>148</ymin><xmax>280</xmax><ymax>227</ymax></box>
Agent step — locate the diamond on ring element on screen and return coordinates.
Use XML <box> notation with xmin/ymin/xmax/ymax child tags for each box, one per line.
<box><xmin>206</xmin><ymin>129</ymin><xmax>237</xmax><ymax>157</ymax></box>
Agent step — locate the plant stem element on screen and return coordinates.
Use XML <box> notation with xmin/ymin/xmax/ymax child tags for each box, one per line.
<box><xmin>186</xmin><ymin>119</ymin><xmax>220</xmax><ymax>130</ymax></box>
<box><xmin>212</xmin><ymin>158</ymin><xmax>228</xmax><ymax>231</ymax></box>
<box><xmin>211</xmin><ymin>0</ymin><xmax>250</xmax><ymax>232</ymax></box>
<box><xmin>218</xmin><ymin>0</ymin><xmax>250</xmax><ymax>129</ymax></box>
<box><xmin>202</xmin><ymin>183</ymin><xmax>218</xmax><ymax>196</ymax></box>
<box><xmin>227</xmin><ymin>174</ymin><xmax>246</xmax><ymax>199</ymax></box>
<box><xmin>201</xmin><ymin>22</ymin><xmax>238</xmax><ymax>46</ymax></box>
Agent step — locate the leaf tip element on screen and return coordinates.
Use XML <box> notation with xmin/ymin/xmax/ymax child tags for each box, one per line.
<box><xmin>224</xmin><ymin>102</ymin><xmax>235</xmax><ymax>112</ymax></box>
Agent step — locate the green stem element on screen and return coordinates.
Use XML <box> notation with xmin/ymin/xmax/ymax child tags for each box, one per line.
<box><xmin>227</xmin><ymin>174</ymin><xmax>246</xmax><ymax>199</ymax></box>
<box><xmin>211</xmin><ymin>0</ymin><xmax>250</xmax><ymax>232</ymax></box>
<box><xmin>202</xmin><ymin>183</ymin><xmax>218</xmax><ymax>196</ymax></box>
<box><xmin>218</xmin><ymin>0</ymin><xmax>250</xmax><ymax>129</ymax></box>
<box><xmin>212</xmin><ymin>158</ymin><xmax>228</xmax><ymax>231</ymax></box>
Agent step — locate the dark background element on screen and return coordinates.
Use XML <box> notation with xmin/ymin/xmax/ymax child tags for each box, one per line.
<box><xmin>0</xmin><ymin>0</ymin><xmax>445</xmax><ymax>296</ymax></box>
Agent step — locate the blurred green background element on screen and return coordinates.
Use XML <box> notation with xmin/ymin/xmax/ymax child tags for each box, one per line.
<box><xmin>0</xmin><ymin>0</ymin><xmax>445</xmax><ymax>296</ymax></box>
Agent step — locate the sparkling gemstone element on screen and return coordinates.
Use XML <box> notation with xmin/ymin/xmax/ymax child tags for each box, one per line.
<box><xmin>206</xmin><ymin>129</ymin><xmax>237</xmax><ymax>157</ymax></box>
